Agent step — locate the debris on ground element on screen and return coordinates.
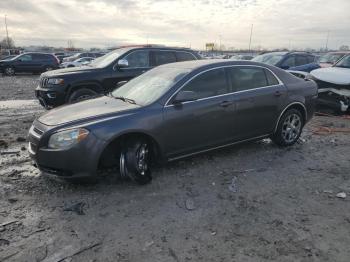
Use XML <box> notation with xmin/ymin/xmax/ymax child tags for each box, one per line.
<box><xmin>228</xmin><ymin>176</ymin><xmax>238</xmax><ymax>192</ymax></box>
<box><xmin>185</xmin><ymin>198</ymin><xmax>196</xmax><ymax>211</ymax></box>
<box><xmin>336</xmin><ymin>192</ymin><xmax>347</xmax><ymax>199</ymax></box>
<box><xmin>63</xmin><ymin>202</ymin><xmax>86</xmax><ymax>215</ymax></box>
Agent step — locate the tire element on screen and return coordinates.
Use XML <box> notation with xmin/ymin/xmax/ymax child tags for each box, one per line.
<box><xmin>271</xmin><ymin>108</ymin><xmax>304</xmax><ymax>147</ymax></box>
<box><xmin>68</xmin><ymin>88</ymin><xmax>98</xmax><ymax>103</ymax></box>
<box><xmin>119</xmin><ymin>139</ymin><xmax>152</xmax><ymax>185</ymax></box>
<box><xmin>4</xmin><ymin>66</ymin><xmax>15</xmax><ymax>76</ymax></box>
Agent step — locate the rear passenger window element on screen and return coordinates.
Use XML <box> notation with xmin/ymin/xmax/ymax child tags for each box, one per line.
<box><xmin>307</xmin><ymin>55</ymin><xmax>315</xmax><ymax>63</ymax></box>
<box><xmin>181</xmin><ymin>68</ymin><xmax>228</xmax><ymax>99</ymax></box>
<box><xmin>295</xmin><ymin>55</ymin><xmax>308</xmax><ymax>66</ymax></box>
<box><xmin>281</xmin><ymin>56</ymin><xmax>296</xmax><ymax>68</ymax></box>
<box><xmin>33</xmin><ymin>54</ymin><xmax>49</xmax><ymax>60</ymax></box>
<box><xmin>154</xmin><ymin>51</ymin><xmax>176</xmax><ymax>66</ymax></box>
<box><xmin>264</xmin><ymin>69</ymin><xmax>279</xmax><ymax>86</ymax></box>
<box><xmin>124</xmin><ymin>51</ymin><xmax>149</xmax><ymax>68</ymax></box>
<box><xmin>176</xmin><ymin>52</ymin><xmax>196</xmax><ymax>62</ymax></box>
<box><xmin>229</xmin><ymin>67</ymin><xmax>268</xmax><ymax>92</ymax></box>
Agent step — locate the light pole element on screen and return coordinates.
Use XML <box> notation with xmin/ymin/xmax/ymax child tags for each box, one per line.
<box><xmin>325</xmin><ymin>30</ymin><xmax>330</xmax><ymax>51</ymax></box>
<box><xmin>4</xmin><ymin>15</ymin><xmax>10</xmax><ymax>49</ymax></box>
<box><xmin>248</xmin><ymin>24</ymin><xmax>253</xmax><ymax>53</ymax></box>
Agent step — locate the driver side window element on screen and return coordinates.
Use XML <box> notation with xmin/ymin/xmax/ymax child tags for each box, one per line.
<box><xmin>181</xmin><ymin>68</ymin><xmax>228</xmax><ymax>99</ymax></box>
<box><xmin>124</xmin><ymin>51</ymin><xmax>150</xmax><ymax>68</ymax></box>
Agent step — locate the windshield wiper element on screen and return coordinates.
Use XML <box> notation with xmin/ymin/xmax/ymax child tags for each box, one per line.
<box><xmin>111</xmin><ymin>94</ymin><xmax>137</xmax><ymax>105</ymax></box>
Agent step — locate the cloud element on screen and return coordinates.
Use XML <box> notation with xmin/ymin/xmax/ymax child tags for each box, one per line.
<box><xmin>0</xmin><ymin>0</ymin><xmax>349</xmax><ymax>50</ymax></box>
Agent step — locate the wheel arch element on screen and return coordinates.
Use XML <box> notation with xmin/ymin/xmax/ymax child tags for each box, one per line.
<box><xmin>97</xmin><ymin>131</ymin><xmax>164</xmax><ymax>170</ymax></box>
<box><xmin>65</xmin><ymin>81</ymin><xmax>104</xmax><ymax>102</ymax></box>
<box><xmin>274</xmin><ymin>102</ymin><xmax>307</xmax><ymax>133</ymax></box>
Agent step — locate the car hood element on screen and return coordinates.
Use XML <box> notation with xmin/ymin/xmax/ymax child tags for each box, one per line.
<box><xmin>42</xmin><ymin>65</ymin><xmax>99</xmax><ymax>77</ymax></box>
<box><xmin>38</xmin><ymin>96</ymin><xmax>140</xmax><ymax>126</ymax></box>
<box><xmin>311</xmin><ymin>67</ymin><xmax>350</xmax><ymax>85</ymax></box>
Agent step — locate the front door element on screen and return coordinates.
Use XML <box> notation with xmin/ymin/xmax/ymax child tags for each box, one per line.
<box><xmin>14</xmin><ymin>54</ymin><xmax>36</xmax><ymax>72</ymax></box>
<box><xmin>163</xmin><ymin>68</ymin><xmax>236</xmax><ymax>158</ymax></box>
<box><xmin>107</xmin><ymin>50</ymin><xmax>151</xmax><ymax>91</ymax></box>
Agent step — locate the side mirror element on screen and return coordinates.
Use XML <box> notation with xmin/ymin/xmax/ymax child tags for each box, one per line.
<box><xmin>117</xmin><ymin>59</ymin><xmax>129</xmax><ymax>68</ymax></box>
<box><xmin>173</xmin><ymin>91</ymin><xmax>197</xmax><ymax>104</ymax></box>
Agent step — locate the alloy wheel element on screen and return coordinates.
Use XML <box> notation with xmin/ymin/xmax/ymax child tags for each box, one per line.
<box><xmin>136</xmin><ymin>144</ymin><xmax>149</xmax><ymax>176</ymax></box>
<box><xmin>5</xmin><ymin>67</ymin><xmax>14</xmax><ymax>75</ymax></box>
<box><xmin>281</xmin><ymin>113</ymin><xmax>302</xmax><ymax>143</ymax></box>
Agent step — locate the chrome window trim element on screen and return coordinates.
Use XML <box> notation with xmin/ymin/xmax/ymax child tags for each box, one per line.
<box><xmin>273</xmin><ymin>102</ymin><xmax>307</xmax><ymax>133</ymax></box>
<box><xmin>164</xmin><ymin>65</ymin><xmax>283</xmax><ymax>107</ymax></box>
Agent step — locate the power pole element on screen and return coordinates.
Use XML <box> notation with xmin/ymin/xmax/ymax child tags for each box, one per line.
<box><xmin>248</xmin><ymin>24</ymin><xmax>253</xmax><ymax>53</ymax></box>
<box><xmin>5</xmin><ymin>15</ymin><xmax>10</xmax><ymax>49</ymax></box>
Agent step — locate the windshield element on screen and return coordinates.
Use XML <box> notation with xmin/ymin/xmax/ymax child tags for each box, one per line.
<box><xmin>111</xmin><ymin>67</ymin><xmax>190</xmax><ymax>106</ymax></box>
<box><xmin>319</xmin><ymin>53</ymin><xmax>344</xmax><ymax>64</ymax></box>
<box><xmin>89</xmin><ymin>48</ymin><xmax>129</xmax><ymax>68</ymax></box>
<box><xmin>334</xmin><ymin>55</ymin><xmax>350</xmax><ymax>69</ymax></box>
<box><xmin>252</xmin><ymin>53</ymin><xmax>284</xmax><ymax>65</ymax></box>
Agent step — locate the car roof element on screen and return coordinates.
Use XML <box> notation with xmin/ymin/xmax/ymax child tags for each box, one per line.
<box><xmin>159</xmin><ymin>59</ymin><xmax>275</xmax><ymax>70</ymax></box>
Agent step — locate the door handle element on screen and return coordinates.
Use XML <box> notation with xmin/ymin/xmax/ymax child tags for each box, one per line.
<box><xmin>220</xmin><ymin>101</ymin><xmax>233</xmax><ymax>107</ymax></box>
<box><xmin>274</xmin><ymin>91</ymin><xmax>282</xmax><ymax>97</ymax></box>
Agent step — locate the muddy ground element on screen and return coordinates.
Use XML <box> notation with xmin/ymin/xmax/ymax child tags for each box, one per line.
<box><xmin>1</xmin><ymin>75</ymin><xmax>350</xmax><ymax>262</ymax></box>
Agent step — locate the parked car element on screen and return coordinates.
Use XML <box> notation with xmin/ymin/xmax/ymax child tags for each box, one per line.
<box><xmin>252</xmin><ymin>52</ymin><xmax>318</xmax><ymax>72</ymax></box>
<box><xmin>307</xmin><ymin>54</ymin><xmax>350</xmax><ymax>112</ymax></box>
<box><xmin>317</xmin><ymin>52</ymin><xmax>350</xmax><ymax>68</ymax></box>
<box><xmin>230</xmin><ymin>55</ymin><xmax>254</xmax><ymax>60</ymax></box>
<box><xmin>28</xmin><ymin>60</ymin><xmax>317</xmax><ymax>184</ymax></box>
<box><xmin>62</xmin><ymin>52</ymin><xmax>104</xmax><ymax>62</ymax></box>
<box><xmin>0</xmin><ymin>53</ymin><xmax>59</xmax><ymax>76</ymax></box>
<box><xmin>35</xmin><ymin>46</ymin><xmax>201</xmax><ymax>108</ymax></box>
<box><xmin>60</xmin><ymin>57</ymin><xmax>95</xmax><ymax>68</ymax></box>
<box><xmin>56</xmin><ymin>54</ymin><xmax>71</xmax><ymax>63</ymax></box>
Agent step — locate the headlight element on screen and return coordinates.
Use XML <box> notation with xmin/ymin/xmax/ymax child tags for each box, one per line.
<box><xmin>47</xmin><ymin>78</ymin><xmax>64</xmax><ymax>85</ymax></box>
<box><xmin>48</xmin><ymin>128</ymin><xmax>89</xmax><ymax>149</ymax></box>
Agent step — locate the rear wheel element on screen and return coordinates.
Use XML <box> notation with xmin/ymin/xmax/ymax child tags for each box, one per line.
<box><xmin>68</xmin><ymin>88</ymin><xmax>98</xmax><ymax>103</ymax></box>
<box><xmin>271</xmin><ymin>109</ymin><xmax>304</xmax><ymax>146</ymax></box>
<box><xmin>119</xmin><ymin>139</ymin><xmax>152</xmax><ymax>185</ymax></box>
<box><xmin>4</xmin><ymin>66</ymin><xmax>15</xmax><ymax>76</ymax></box>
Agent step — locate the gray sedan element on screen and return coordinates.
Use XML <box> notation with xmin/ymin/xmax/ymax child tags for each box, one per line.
<box><xmin>28</xmin><ymin>60</ymin><xmax>318</xmax><ymax>184</ymax></box>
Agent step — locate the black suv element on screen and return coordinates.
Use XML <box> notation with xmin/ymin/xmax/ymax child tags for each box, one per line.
<box><xmin>0</xmin><ymin>52</ymin><xmax>59</xmax><ymax>76</ymax></box>
<box><xmin>35</xmin><ymin>47</ymin><xmax>201</xmax><ymax>108</ymax></box>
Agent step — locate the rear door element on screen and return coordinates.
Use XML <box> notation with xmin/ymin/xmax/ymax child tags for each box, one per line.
<box><xmin>227</xmin><ymin>66</ymin><xmax>286</xmax><ymax>140</ymax></box>
<box><xmin>163</xmin><ymin>67</ymin><xmax>236</xmax><ymax>157</ymax></box>
<box><xmin>150</xmin><ymin>50</ymin><xmax>177</xmax><ymax>67</ymax></box>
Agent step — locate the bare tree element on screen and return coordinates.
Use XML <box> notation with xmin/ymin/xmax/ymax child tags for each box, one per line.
<box><xmin>0</xmin><ymin>37</ymin><xmax>15</xmax><ymax>48</ymax></box>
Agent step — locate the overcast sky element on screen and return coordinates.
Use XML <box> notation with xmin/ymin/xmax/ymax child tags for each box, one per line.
<box><xmin>0</xmin><ymin>0</ymin><xmax>349</xmax><ymax>50</ymax></box>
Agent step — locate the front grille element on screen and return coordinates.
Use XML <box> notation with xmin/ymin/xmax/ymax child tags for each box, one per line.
<box><xmin>40</xmin><ymin>77</ymin><xmax>49</xmax><ymax>88</ymax></box>
<box><xmin>28</xmin><ymin>125</ymin><xmax>44</xmax><ymax>155</ymax></box>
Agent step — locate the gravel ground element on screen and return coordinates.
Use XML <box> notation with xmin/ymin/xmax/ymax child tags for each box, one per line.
<box><xmin>1</xmin><ymin>75</ymin><xmax>350</xmax><ymax>262</ymax></box>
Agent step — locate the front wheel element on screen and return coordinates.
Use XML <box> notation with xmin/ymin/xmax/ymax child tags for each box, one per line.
<box><xmin>271</xmin><ymin>109</ymin><xmax>304</xmax><ymax>146</ymax></box>
<box><xmin>4</xmin><ymin>66</ymin><xmax>15</xmax><ymax>76</ymax></box>
<box><xmin>119</xmin><ymin>139</ymin><xmax>152</xmax><ymax>185</ymax></box>
<box><xmin>68</xmin><ymin>88</ymin><xmax>98</xmax><ymax>103</ymax></box>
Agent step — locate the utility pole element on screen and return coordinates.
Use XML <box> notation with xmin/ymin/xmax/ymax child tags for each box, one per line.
<box><xmin>248</xmin><ymin>24</ymin><xmax>253</xmax><ymax>53</ymax></box>
<box><xmin>4</xmin><ymin>15</ymin><xmax>10</xmax><ymax>49</ymax></box>
<box><xmin>325</xmin><ymin>30</ymin><xmax>330</xmax><ymax>51</ymax></box>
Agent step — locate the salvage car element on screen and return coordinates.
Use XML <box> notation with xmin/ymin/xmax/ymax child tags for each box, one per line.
<box><xmin>35</xmin><ymin>46</ymin><xmax>201</xmax><ymax>109</ymax></box>
<box><xmin>0</xmin><ymin>52</ymin><xmax>59</xmax><ymax>75</ymax></box>
<box><xmin>308</xmin><ymin>54</ymin><xmax>350</xmax><ymax>112</ymax></box>
<box><xmin>28</xmin><ymin>60</ymin><xmax>317</xmax><ymax>184</ymax></box>
<box><xmin>252</xmin><ymin>52</ymin><xmax>318</xmax><ymax>72</ymax></box>
<box><xmin>318</xmin><ymin>52</ymin><xmax>350</xmax><ymax>68</ymax></box>
<box><xmin>60</xmin><ymin>57</ymin><xmax>95</xmax><ymax>68</ymax></box>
